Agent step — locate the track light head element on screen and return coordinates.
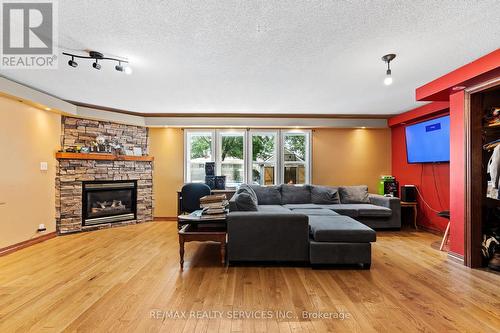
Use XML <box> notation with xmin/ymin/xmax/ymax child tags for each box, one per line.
<box><xmin>92</xmin><ymin>61</ymin><xmax>101</xmax><ymax>70</ymax></box>
<box><xmin>115</xmin><ymin>64</ymin><xmax>124</xmax><ymax>72</ymax></box>
<box><xmin>68</xmin><ymin>59</ymin><xmax>78</xmax><ymax>68</ymax></box>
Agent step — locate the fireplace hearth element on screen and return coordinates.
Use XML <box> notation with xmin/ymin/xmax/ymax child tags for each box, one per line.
<box><xmin>82</xmin><ymin>180</ymin><xmax>137</xmax><ymax>226</ymax></box>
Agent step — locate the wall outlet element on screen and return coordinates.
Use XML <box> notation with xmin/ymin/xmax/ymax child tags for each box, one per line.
<box><xmin>40</xmin><ymin>162</ymin><xmax>48</xmax><ymax>171</ymax></box>
<box><xmin>37</xmin><ymin>224</ymin><xmax>46</xmax><ymax>232</ymax></box>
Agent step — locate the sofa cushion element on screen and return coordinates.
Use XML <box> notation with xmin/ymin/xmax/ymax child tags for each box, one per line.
<box><xmin>291</xmin><ymin>208</ymin><xmax>339</xmax><ymax>216</ymax></box>
<box><xmin>355</xmin><ymin>204</ymin><xmax>392</xmax><ymax>217</ymax></box>
<box><xmin>284</xmin><ymin>203</ymin><xmax>323</xmax><ymax>210</ymax></box>
<box><xmin>311</xmin><ymin>185</ymin><xmax>340</xmax><ymax>204</ymax></box>
<box><xmin>316</xmin><ymin>204</ymin><xmax>361</xmax><ymax>217</ymax></box>
<box><xmin>257</xmin><ymin>205</ymin><xmax>294</xmax><ymax>214</ymax></box>
<box><xmin>308</xmin><ymin>216</ymin><xmax>376</xmax><ymax>243</ymax></box>
<box><xmin>234</xmin><ymin>193</ymin><xmax>258</xmax><ymax>211</ymax></box>
<box><xmin>249</xmin><ymin>185</ymin><xmax>282</xmax><ymax>205</ymax></box>
<box><xmin>237</xmin><ymin>184</ymin><xmax>258</xmax><ymax>206</ymax></box>
<box><xmin>315</xmin><ymin>204</ymin><xmax>392</xmax><ymax>218</ymax></box>
<box><xmin>339</xmin><ymin>185</ymin><xmax>370</xmax><ymax>204</ymax></box>
<box><xmin>281</xmin><ymin>184</ymin><xmax>311</xmax><ymax>204</ymax></box>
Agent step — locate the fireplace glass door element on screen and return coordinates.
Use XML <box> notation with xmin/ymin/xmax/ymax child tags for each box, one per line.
<box><xmin>82</xmin><ymin>181</ymin><xmax>137</xmax><ymax>226</ymax></box>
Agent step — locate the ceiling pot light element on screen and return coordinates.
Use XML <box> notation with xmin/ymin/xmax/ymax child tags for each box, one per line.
<box><xmin>381</xmin><ymin>53</ymin><xmax>396</xmax><ymax>86</ymax></box>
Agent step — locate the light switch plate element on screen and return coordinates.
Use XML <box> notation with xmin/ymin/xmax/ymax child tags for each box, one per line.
<box><xmin>40</xmin><ymin>162</ymin><xmax>48</xmax><ymax>171</ymax></box>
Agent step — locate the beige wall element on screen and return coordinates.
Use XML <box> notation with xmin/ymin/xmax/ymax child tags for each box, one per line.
<box><xmin>312</xmin><ymin>128</ymin><xmax>391</xmax><ymax>192</ymax></box>
<box><xmin>0</xmin><ymin>97</ymin><xmax>61</xmax><ymax>248</ymax></box>
<box><xmin>150</xmin><ymin>127</ymin><xmax>391</xmax><ymax>217</ymax></box>
<box><xmin>149</xmin><ymin>128</ymin><xmax>184</xmax><ymax>218</ymax></box>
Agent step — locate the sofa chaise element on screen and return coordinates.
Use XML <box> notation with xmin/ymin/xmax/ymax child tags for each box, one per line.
<box><xmin>227</xmin><ymin>184</ymin><xmax>400</xmax><ymax>267</ymax></box>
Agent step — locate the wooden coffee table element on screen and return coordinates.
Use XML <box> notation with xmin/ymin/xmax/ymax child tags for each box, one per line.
<box><xmin>177</xmin><ymin>211</ymin><xmax>227</xmax><ymax>271</ymax></box>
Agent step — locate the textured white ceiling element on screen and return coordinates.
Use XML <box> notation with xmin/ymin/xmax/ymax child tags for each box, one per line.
<box><xmin>2</xmin><ymin>0</ymin><xmax>500</xmax><ymax>115</ymax></box>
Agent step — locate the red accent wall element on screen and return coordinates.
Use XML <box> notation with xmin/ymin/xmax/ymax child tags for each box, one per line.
<box><xmin>411</xmin><ymin>49</ymin><xmax>499</xmax><ymax>258</ymax></box>
<box><xmin>391</xmin><ymin>114</ymin><xmax>450</xmax><ymax>233</ymax></box>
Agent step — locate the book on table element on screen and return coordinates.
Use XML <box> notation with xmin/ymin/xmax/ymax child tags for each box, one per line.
<box><xmin>200</xmin><ymin>200</ymin><xmax>228</xmax><ymax>209</ymax></box>
<box><xmin>200</xmin><ymin>194</ymin><xmax>227</xmax><ymax>203</ymax></box>
<box><xmin>204</xmin><ymin>207</ymin><xmax>226</xmax><ymax>214</ymax></box>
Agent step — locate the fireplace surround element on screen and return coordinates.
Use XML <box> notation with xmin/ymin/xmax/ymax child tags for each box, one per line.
<box><xmin>55</xmin><ymin>116</ymin><xmax>153</xmax><ymax>234</ymax></box>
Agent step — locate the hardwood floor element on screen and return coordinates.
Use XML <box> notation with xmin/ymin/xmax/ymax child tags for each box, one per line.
<box><xmin>0</xmin><ymin>222</ymin><xmax>499</xmax><ymax>332</ymax></box>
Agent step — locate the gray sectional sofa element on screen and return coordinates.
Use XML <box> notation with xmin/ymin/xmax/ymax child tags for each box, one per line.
<box><xmin>227</xmin><ymin>184</ymin><xmax>401</xmax><ymax>268</ymax></box>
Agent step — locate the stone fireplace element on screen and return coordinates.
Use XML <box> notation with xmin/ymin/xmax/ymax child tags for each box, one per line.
<box><xmin>55</xmin><ymin>117</ymin><xmax>153</xmax><ymax>234</ymax></box>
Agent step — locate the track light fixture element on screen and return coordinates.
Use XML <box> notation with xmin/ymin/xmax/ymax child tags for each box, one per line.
<box><xmin>381</xmin><ymin>53</ymin><xmax>396</xmax><ymax>86</ymax></box>
<box><xmin>62</xmin><ymin>50</ymin><xmax>131</xmax><ymax>74</ymax></box>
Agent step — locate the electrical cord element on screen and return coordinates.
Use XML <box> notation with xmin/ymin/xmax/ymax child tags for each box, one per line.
<box><xmin>432</xmin><ymin>164</ymin><xmax>444</xmax><ymax>210</ymax></box>
<box><xmin>415</xmin><ymin>185</ymin><xmax>441</xmax><ymax>213</ymax></box>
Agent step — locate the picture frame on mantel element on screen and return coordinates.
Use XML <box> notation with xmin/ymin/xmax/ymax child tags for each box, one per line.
<box><xmin>133</xmin><ymin>147</ymin><xmax>143</xmax><ymax>156</ymax></box>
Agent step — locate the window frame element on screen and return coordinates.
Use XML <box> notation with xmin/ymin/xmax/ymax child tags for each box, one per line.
<box><xmin>183</xmin><ymin>129</ymin><xmax>216</xmax><ymax>183</ymax></box>
<box><xmin>183</xmin><ymin>129</ymin><xmax>312</xmax><ymax>186</ymax></box>
<box><xmin>216</xmin><ymin>129</ymin><xmax>247</xmax><ymax>187</ymax></box>
<box><xmin>280</xmin><ymin>130</ymin><xmax>311</xmax><ymax>185</ymax></box>
<box><xmin>248</xmin><ymin>129</ymin><xmax>279</xmax><ymax>185</ymax></box>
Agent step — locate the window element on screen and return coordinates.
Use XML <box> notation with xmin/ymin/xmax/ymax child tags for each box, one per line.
<box><xmin>249</xmin><ymin>131</ymin><xmax>277</xmax><ymax>185</ymax></box>
<box><xmin>185</xmin><ymin>131</ymin><xmax>214</xmax><ymax>183</ymax></box>
<box><xmin>282</xmin><ymin>131</ymin><xmax>310</xmax><ymax>185</ymax></box>
<box><xmin>184</xmin><ymin>129</ymin><xmax>311</xmax><ymax>186</ymax></box>
<box><xmin>217</xmin><ymin>131</ymin><xmax>246</xmax><ymax>187</ymax></box>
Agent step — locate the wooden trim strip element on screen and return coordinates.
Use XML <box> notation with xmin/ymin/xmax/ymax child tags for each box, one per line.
<box><xmin>448</xmin><ymin>251</ymin><xmax>465</xmax><ymax>264</ymax></box>
<box><xmin>68</xmin><ymin>100</ymin><xmax>392</xmax><ymax>119</ymax></box>
<box><xmin>153</xmin><ymin>217</ymin><xmax>177</xmax><ymax>222</ymax></box>
<box><xmin>417</xmin><ymin>224</ymin><xmax>444</xmax><ymax>236</ymax></box>
<box><xmin>0</xmin><ymin>232</ymin><xmax>57</xmax><ymax>257</ymax></box>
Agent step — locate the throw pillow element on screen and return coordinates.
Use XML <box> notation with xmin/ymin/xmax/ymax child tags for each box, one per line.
<box><xmin>237</xmin><ymin>183</ymin><xmax>259</xmax><ymax>206</ymax></box>
<box><xmin>311</xmin><ymin>185</ymin><xmax>340</xmax><ymax>204</ymax></box>
<box><xmin>339</xmin><ymin>185</ymin><xmax>370</xmax><ymax>204</ymax></box>
<box><xmin>235</xmin><ymin>193</ymin><xmax>258</xmax><ymax>211</ymax></box>
<box><xmin>281</xmin><ymin>184</ymin><xmax>311</xmax><ymax>204</ymax></box>
<box><xmin>249</xmin><ymin>185</ymin><xmax>282</xmax><ymax>205</ymax></box>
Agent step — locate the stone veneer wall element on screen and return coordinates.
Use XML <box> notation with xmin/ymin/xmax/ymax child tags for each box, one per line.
<box><xmin>56</xmin><ymin>117</ymin><xmax>153</xmax><ymax>234</ymax></box>
<box><xmin>61</xmin><ymin>116</ymin><xmax>148</xmax><ymax>153</ymax></box>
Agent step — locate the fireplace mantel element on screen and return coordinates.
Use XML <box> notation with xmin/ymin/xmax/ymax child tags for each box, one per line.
<box><xmin>56</xmin><ymin>152</ymin><xmax>154</xmax><ymax>161</ymax></box>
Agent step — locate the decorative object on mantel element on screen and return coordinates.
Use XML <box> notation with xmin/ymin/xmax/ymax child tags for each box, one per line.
<box><xmin>55</xmin><ymin>152</ymin><xmax>154</xmax><ymax>161</ymax></box>
<box><xmin>133</xmin><ymin>147</ymin><xmax>143</xmax><ymax>156</ymax></box>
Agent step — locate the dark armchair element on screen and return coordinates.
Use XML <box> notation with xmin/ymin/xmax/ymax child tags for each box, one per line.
<box><xmin>178</xmin><ymin>182</ymin><xmax>211</xmax><ymax>213</ymax></box>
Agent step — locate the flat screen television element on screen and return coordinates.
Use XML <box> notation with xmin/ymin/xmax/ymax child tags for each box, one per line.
<box><xmin>405</xmin><ymin>115</ymin><xmax>450</xmax><ymax>163</ymax></box>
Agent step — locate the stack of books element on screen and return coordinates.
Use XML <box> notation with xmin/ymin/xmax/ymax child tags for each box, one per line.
<box><xmin>199</xmin><ymin>194</ymin><xmax>228</xmax><ymax>219</ymax></box>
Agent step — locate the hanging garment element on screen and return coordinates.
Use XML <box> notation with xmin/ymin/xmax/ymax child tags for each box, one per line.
<box><xmin>487</xmin><ymin>144</ymin><xmax>500</xmax><ymax>189</ymax></box>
